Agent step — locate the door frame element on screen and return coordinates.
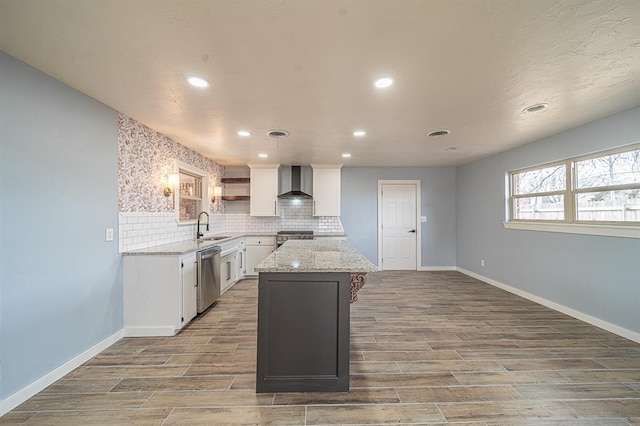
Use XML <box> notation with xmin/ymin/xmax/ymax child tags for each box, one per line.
<box><xmin>377</xmin><ymin>180</ymin><xmax>422</xmax><ymax>270</ymax></box>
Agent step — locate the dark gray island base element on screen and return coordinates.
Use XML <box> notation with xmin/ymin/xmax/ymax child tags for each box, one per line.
<box><xmin>254</xmin><ymin>239</ymin><xmax>377</xmax><ymax>393</ymax></box>
<box><xmin>256</xmin><ymin>272</ymin><xmax>351</xmax><ymax>393</ymax></box>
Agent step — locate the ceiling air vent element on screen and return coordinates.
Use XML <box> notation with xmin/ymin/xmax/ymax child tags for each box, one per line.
<box><xmin>428</xmin><ymin>129</ymin><xmax>450</xmax><ymax>138</ymax></box>
<box><xmin>267</xmin><ymin>129</ymin><xmax>289</xmax><ymax>138</ymax></box>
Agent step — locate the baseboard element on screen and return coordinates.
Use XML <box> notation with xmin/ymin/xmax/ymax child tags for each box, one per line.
<box><xmin>418</xmin><ymin>266</ymin><xmax>457</xmax><ymax>271</ymax></box>
<box><xmin>457</xmin><ymin>267</ymin><xmax>640</xmax><ymax>344</ymax></box>
<box><xmin>123</xmin><ymin>326</ymin><xmax>176</xmax><ymax>337</ymax></box>
<box><xmin>0</xmin><ymin>329</ymin><xmax>124</xmax><ymax>416</ymax></box>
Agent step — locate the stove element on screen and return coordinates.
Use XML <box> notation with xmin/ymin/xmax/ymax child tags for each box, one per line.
<box><xmin>276</xmin><ymin>230</ymin><xmax>314</xmax><ymax>247</ymax></box>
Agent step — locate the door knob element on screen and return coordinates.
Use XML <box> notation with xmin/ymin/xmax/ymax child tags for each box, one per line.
<box><xmin>409</xmin><ymin>229</ymin><xmax>416</xmax><ymax>233</ymax></box>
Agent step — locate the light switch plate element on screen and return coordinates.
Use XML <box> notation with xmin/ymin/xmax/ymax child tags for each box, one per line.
<box><xmin>420</xmin><ymin>216</ymin><xmax>427</xmax><ymax>222</ymax></box>
<box><xmin>105</xmin><ymin>228</ymin><xmax>114</xmax><ymax>241</ymax></box>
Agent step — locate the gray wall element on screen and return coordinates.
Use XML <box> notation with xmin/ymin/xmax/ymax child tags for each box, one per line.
<box><xmin>341</xmin><ymin>167</ymin><xmax>456</xmax><ymax>267</ymax></box>
<box><xmin>0</xmin><ymin>52</ymin><xmax>122</xmax><ymax>398</ymax></box>
<box><xmin>456</xmin><ymin>106</ymin><xmax>640</xmax><ymax>335</ymax></box>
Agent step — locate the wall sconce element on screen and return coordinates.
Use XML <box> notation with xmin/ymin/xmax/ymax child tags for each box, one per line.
<box><xmin>210</xmin><ymin>186</ymin><xmax>223</xmax><ymax>203</ymax></box>
<box><xmin>163</xmin><ymin>173</ymin><xmax>179</xmax><ymax>197</ymax></box>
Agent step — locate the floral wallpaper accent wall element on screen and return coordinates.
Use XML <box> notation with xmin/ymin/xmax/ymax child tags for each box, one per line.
<box><xmin>117</xmin><ymin>113</ymin><xmax>224</xmax><ymax>213</ymax></box>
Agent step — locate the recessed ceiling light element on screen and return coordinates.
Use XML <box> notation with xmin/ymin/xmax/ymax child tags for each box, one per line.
<box><xmin>374</xmin><ymin>77</ymin><xmax>393</xmax><ymax>88</ymax></box>
<box><xmin>186</xmin><ymin>76</ymin><xmax>210</xmax><ymax>88</ymax></box>
<box><xmin>258</xmin><ymin>153</ymin><xmax>268</xmax><ymax>158</ymax></box>
<box><xmin>522</xmin><ymin>103</ymin><xmax>549</xmax><ymax>113</ymax></box>
<box><xmin>238</xmin><ymin>130</ymin><xmax>251</xmax><ymax>137</ymax></box>
<box><xmin>353</xmin><ymin>130</ymin><xmax>366</xmax><ymax>137</ymax></box>
<box><xmin>342</xmin><ymin>153</ymin><xmax>352</xmax><ymax>158</ymax></box>
<box><xmin>428</xmin><ymin>129</ymin><xmax>451</xmax><ymax>138</ymax></box>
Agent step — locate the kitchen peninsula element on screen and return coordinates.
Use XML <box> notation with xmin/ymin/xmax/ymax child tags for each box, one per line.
<box><xmin>254</xmin><ymin>239</ymin><xmax>377</xmax><ymax>392</ymax></box>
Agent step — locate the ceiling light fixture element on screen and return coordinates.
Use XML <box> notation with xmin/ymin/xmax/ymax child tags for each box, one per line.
<box><xmin>258</xmin><ymin>153</ymin><xmax>268</xmax><ymax>158</ymax></box>
<box><xmin>238</xmin><ymin>130</ymin><xmax>251</xmax><ymax>137</ymax></box>
<box><xmin>186</xmin><ymin>76</ymin><xmax>210</xmax><ymax>88</ymax></box>
<box><xmin>522</xmin><ymin>103</ymin><xmax>549</xmax><ymax>113</ymax></box>
<box><xmin>353</xmin><ymin>130</ymin><xmax>366</xmax><ymax>137</ymax></box>
<box><xmin>342</xmin><ymin>153</ymin><xmax>352</xmax><ymax>158</ymax></box>
<box><xmin>428</xmin><ymin>129</ymin><xmax>451</xmax><ymax>138</ymax></box>
<box><xmin>374</xmin><ymin>77</ymin><xmax>393</xmax><ymax>88</ymax></box>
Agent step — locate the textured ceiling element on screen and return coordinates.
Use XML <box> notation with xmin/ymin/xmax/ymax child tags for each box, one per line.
<box><xmin>1</xmin><ymin>0</ymin><xmax>640</xmax><ymax>166</ymax></box>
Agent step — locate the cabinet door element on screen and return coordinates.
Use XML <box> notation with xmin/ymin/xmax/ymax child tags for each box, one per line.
<box><xmin>249</xmin><ymin>165</ymin><xmax>279</xmax><ymax>216</ymax></box>
<box><xmin>221</xmin><ymin>253</ymin><xmax>238</xmax><ymax>293</ymax></box>
<box><xmin>181</xmin><ymin>254</ymin><xmax>198</xmax><ymax>326</ymax></box>
<box><xmin>238</xmin><ymin>248</ymin><xmax>246</xmax><ymax>277</ymax></box>
<box><xmin>246</xmin><ymin>245</ymin><xmax>275</xmax><ymax>275</ymax></box>
<box><xmin>312</xmin><ymin>165</ymin><xmax>342</xmax><ymax>216</ymax></box>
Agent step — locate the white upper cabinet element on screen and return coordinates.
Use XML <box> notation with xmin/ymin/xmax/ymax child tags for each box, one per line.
<box><xmin>311</xmin><ymin>164</ymin><xmax>342</xmax><ymax>217</ymax></box>
<box><xmin>249</xmin><ymin>164</ymin><xmax>280</xmax><ymax>216</ymax></box>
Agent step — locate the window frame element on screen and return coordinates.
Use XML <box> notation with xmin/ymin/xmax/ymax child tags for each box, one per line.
<box><xmin>509</xmin><ymin>160</ymin><xmax>571</xmax><ymax>223</ymax></box>
<box><xmin>173</xmin><ymin>160</ymin><xmax>210</xmax><ymax>225</ymax></box>
<box><xmin>505</xmin><ymin>143</ymin><xmax>640</xmax><ymax>238</ymax></box>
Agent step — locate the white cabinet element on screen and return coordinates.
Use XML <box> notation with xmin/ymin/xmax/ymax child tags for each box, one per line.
<box><xmin>123</xmin><ymin>252</ymin><xmax>199</xmax><ymax>337</ymax></box>
<box><xmin>220</xmin><ymin>252</ymin><xmax>238</xmax><ymax>292</ymax></box>
<box><xmin>218</xmin><ymin>238</ymin><xmax>243</xmax><ymax>293</ymax></box>
<box><xmin>311</xmin><ymin>164</ymin><xmax>342</xmax><ymax>216</ymax></box>
<box><xmin>181</xmin><ymin>253</ymin><xmax>198</xmax><ymax>327</ymax></box>
<box><xmin>249</xmin><ymin>164</ymin><xmax>280</xmax><ymax>216</ymax></box>
<box><xmin>245</xmin><ymin>236</ymin><xmax>276</xmax><ymax>275</ymax></box>
<box><xmin>238</xmin><ymin>239</ymin><xmax>246</xmax><ymax>277</ymax></box>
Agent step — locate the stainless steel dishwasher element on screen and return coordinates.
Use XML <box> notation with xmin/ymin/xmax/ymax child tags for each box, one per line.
<box><xmin>197</xmin><ymin>246</ymin><xmax>221</xmax><ymax>313</ymax></box>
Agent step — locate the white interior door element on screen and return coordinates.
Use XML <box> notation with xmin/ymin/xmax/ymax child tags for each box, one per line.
<box><xmin>380</xmin><ymin>183</ymin><xmax>418</xmax><ymax>270</ymax></box>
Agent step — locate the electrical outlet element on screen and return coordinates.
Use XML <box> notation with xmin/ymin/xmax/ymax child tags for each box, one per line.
<box><xmin>480</xmin><ymin>259</ymin><xmax>485</xmax><ymax>267</ymax></box>
<box><xmin>105</xmin><ymin>228</ymin><xmax>114</xmax><ymax>242</ymax></box>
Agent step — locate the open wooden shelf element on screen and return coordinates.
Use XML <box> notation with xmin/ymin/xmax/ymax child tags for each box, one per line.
<box><xmin>221</xmin><ymin>195</ymin><xmax>250</xmax><ymax>201</ymax></box>
<box><xmin>221</xmin><ymin>177</ymin><xmax>250</xmax><ymax>184</ymax></box>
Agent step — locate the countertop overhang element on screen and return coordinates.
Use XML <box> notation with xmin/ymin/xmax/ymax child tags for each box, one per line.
<box><xmin>255</xmin><ymin>239</ymin><xmax>377</xmax><ymax>273</ymax></box>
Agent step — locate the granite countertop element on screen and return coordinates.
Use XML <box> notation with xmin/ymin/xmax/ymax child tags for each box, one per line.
<box><xmin>123</xmin><ymin>233</ymin><xmax>266</xmax><ymax>256</ymax></box>
<box><xmin>255</xmin><ymin>239</ymin><xmax>377</xmax><ymax>273</ymax></box>
<box><xmin>122</xmin><ymin>232</ymin><xmax>348</xmax><ymax>256</ymax></box>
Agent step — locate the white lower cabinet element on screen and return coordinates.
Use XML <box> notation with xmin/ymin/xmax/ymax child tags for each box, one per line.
<box><xmin>220</xmin><ymin>251</ymin><xmax>238</xmax><ymax>293</ymax></box>
<box><xmin>245</xmin><ymin>236</ymin><xmax>276</xmax><ymax>275</ymax></box>
<box><xmin>181</xmin><ymin>253</ymin><xmax>198</xmax><ymax>327</ymax></box>
<box><xmin>218</xmin><ymin>238</ymin><xmax>243</xmax><ymax>293</ymax></box>
<box><xmin>123</xmin><ymin>253</ymin><xmax>198</xmax><ymax>337</ymax></box>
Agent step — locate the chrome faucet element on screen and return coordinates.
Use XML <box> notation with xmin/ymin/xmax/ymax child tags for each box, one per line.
<box><xmin>196</xmin><ymin>211</ymin><xmax>209</xmax><ymax>239</ymax></box>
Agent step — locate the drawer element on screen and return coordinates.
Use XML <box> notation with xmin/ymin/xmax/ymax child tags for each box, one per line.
<box><xmin>245</xmin><ymin>236</ymin><xmax>275</xmax><ymax>246</ymax></box>
<box><xmin>218</xmin><ymin>238</ymin><xmax>242</xmax><ymax>256</ymax></box>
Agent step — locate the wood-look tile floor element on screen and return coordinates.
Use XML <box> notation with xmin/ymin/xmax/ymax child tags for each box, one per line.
<box><xmin>3</xmin><ymin>271</ymin><xmax>640</xmax><ymax>425</ymax></box>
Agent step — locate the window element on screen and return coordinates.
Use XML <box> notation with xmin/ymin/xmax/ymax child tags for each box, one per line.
<box><xmin>511</xmin><ymin>164</ymin><xmax>567</xmax><ymax>221</ymax></box>
<box><xmin>574</xmin><ymin>150</ymin><xmax>640</xmax><ymax>222</ymax></box>
<box><xmin>508</xmin><ymin>144</ymin><xmax>640</xmax><ymax>226</ymax></box>
<box><xmin>170</xmin><ymin>160</ymin><xmax>210</xmax><ymax>224</ymax></box>
<box><xmin>178</xmin><ymin>171</ymin><xmax>203</xmax><ymax>222</ymax></box>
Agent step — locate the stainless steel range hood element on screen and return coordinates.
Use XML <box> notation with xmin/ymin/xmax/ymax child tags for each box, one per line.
<box><xmin>278</xmin><ymin>165</ymin><xmax>312</xmax><ymax>198</ymax></box>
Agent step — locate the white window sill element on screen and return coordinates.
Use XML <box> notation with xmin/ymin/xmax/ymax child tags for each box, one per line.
<box><xmin>503</xmin><ymin>221</ymin><xmax>640</xmax><ymax>239</ymax></box>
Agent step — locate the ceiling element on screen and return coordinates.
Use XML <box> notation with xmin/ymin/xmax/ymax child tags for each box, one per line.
<box><xmin>1</xmin><ymin>1</ymin><xmax>640</xmax><ymax>167</ymax></box>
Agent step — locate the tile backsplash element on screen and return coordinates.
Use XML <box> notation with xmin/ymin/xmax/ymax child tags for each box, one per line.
<box><xmin>225</xmin><ymin>199</ymin><xmax>345</xmax><ymax>234</ymax></box>
<box><xmin>119</xmin><ymin>212</ymin><xmax>225</xmax><ymax>252</ymax></box>
<box><xmin>120</xmin><ymin>199</ymin><xmax>344</xmax><ymax>252</ymax></box>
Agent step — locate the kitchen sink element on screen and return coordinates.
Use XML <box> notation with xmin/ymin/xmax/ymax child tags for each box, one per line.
<box><xmin>202</xmin><ymin>236</ymin><xmax>231</xmax><ymax>241</ymax></box>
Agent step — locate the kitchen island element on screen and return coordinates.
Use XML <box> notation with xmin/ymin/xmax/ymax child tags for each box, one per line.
<box><xmin>254</xmin><ymin>239</ymin><xmax>377</xmax><ymax>393</ymax></box>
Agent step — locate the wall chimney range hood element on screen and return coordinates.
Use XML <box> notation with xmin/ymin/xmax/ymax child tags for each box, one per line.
<box><xmin>278</xmin><ymin>165</ymin><xmax>312</xmax><ymax>199</ymax></box>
